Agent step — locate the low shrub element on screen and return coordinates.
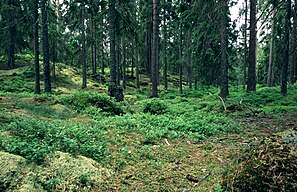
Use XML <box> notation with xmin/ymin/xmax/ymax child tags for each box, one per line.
<box><xmin>0</xmin><ymin>120</ymin><xmax>108</xmax><ymax>163</ymax></box>
<box><xmin>58</xmin><ymin>91</ymin><xmax>124</xmax><ymax>115</ymax></box>
<box><xmin>143</xmin><ymin>99</ymin><xmax>168</xmax><ymax>115</ymax></box>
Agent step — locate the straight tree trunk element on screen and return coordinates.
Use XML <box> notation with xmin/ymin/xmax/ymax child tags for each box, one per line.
<box><xmin>34</xmin><ymin>0</ymin><xmax>40</xmax><ymax>94</ymax></box>
<box><xmin>41</xmin><ymin>0</ymin><xmax>51</xmax><ymax>93</ymax></box>
<box><xmin>163</xmin><ymin>0</ymin><xmax>168</xmax><ymax>90</ymax></box>
<box><xmin>131</xmin><ymin>41</ymin><xmax>135</xmax><ymax>78</ymax></box>
<box><xmin>267</xmin><ymin>6</ymin><xmax>276</xmax><ymax>87</ymax></box>
<box><xmin>136</xmin><ymin>45</ymin><xmax>140</xmax><ymax>89</ymax></box>
<box><xmin>243</xmin><ymin>0</ymin><xmax>248</xmax><ymax>88</ymax></box>
<box><xmin>179</xmin><ymin>24</ymin><xmax>183</xmax><ymax>94</ymax></box>
<box><xmin>220</xmin><ymin>0</ymin><xmax>229</xmax><ymax>99</ymax></box>
<box><xmin>247</xmin><ymin>0</ymin><xmax>257</xmax><ymax>92</ymax></box>
<box><xmin>116</xmin><ymin>45</ymin><xmax>121</xmax><ymax>86</ymax></box>
<box><xmin>101</xmin><ymin>5</ymin><xmax>105</xmax><ymax>75</ymax></box>
<box><xmin>146</xmin><ymin>4</ymin><xmax>152</xmax><ymax>74</ymax></box>
<box><xmin>81</xmin><ymin>6</ymin><xmax>87</xmax><ymax>89</ymax></box>
<box><xmin>151</xmin><ymin>0</ymin><xmax>159</xmax><ymax>97</ymax></box>
<box><xmin>122</xmin><ymin>40</ymin><xmax>126</xmax><ymax>89</ymax></box>
<box><xmin>290</xmin><ymin>0</ymin><xmax>297</xmax><ymax>83</ymax></box>
<box><xmin>7</xmin><ymin>0</ymin><xmax>15</xmax><ymax>69</ymax></box>
<box><xmin>281</xmin><ymin>0</ymin><xmax>291</xmax><ymax>96</ymax></box>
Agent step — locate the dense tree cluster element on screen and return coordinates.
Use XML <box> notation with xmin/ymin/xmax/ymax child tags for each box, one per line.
<box><xmin>0</xmin><ymin>0</ymin><xmax>296</xmax><ymax>97</ymax></box>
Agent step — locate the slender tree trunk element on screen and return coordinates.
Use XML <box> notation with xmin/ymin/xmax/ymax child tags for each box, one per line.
<box><xmin>52</xmin><ymin>40</ymin><xmax>56</xmax><ymax>81</ymax></box>
<box><xmin>267</xmin><ymin>6</ymin><xmax>276</xmax><ymax>87</ymax></box>
<box><xmin>136</xmin><ymin>45</ymin><xmax>140</xmax><ymax>89</ymax></box>
<box><xmin>146</xmin><ymin>3</ymin><xmax>152</xmax><ymax>74</ymax></box>
<box><xmin>131</xmin><ymin>41</ymin><xmax>135</xmax><ymax>78</ymax></box>
<box><xmin>7</xmin><ymin>0</ymin><xmax>15</xmax><ymax>69</ymax></box>
<box><xmin>122</xmin><ymin>40</ymin><xmax>126</xmax><ymax>89</ymax></box>
<box><xmin>220</xmin><ymin>0</ymin><xmax>229</xmax><ymax>99</ymax></box>
<box><xmin>243</xmin><ymin>0</ymin><xmax>248</xmax><ymax>88</ymax></box>
<box><xmin>290</xmin><ymin>0</ymin><xmax>297</xmax><ymax>83</ymax></box>
<box><xmin>81</xmin><ymin>5</ymin><xmax>87</xmax><ymax>89</ymax></box>
<box><xmin>101</xmin><ymin>5</ymin><xmax>105</xmax><ymax>75</ymax></box>
<box><xmin>194</xmin><ymin>76</ymin><xmax>198</xmax><ymax>90</ymax></box>
<box><xmin>281</xmin><ymin>0</ymin><xmax>291</xmax><ymax>96</ymax></box>
<box><xmin>91</xmin><ymin>18</ymin><xmax>95</xmax><ymax>75</ymax></box>
<box><xmin>179</xmin><ymin>24</ymin><xmax>183</xmax><ymax>94</ymax></box>
<box><xmin>41</xmin><ymin>0</ymin><xmax>51</xmax><ymax>93</ymax></box>
<box><xmin>163</xmin><ymin>0</ymin><xmax>168</xmax><ymax>90</ymax></box>
<box><xmin>109</xmin><ymin>0</ymin><xmax>117</xmax><ymax>88</ymax></box>
<box><xmin>187</xmin><ymin>31</ymin><xmax>193</xmax><ymax>89</ymax></box>
<box><xmin>247</xmin><ymin>0</ymin><xmax>257</xmax><ymax>92</ymax></box>
<box><xmin>116</xmin><ymin>45</ymin><xmax>121</xmax><ymax>86</ymax></box>
<box><xmin>34</xmin><ymin>0</ymin><xmax>40</xmax><ymax>94</ymax></box>
<box><xmin>151</xmin><ymin>0</ymin><xmax>159</xmax><ymax>97</ymax></box>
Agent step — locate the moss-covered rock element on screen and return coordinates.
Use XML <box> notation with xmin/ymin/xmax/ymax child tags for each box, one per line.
<box><xmin>38</xmin><ymin>151</ymin><xmax>111</xmax><ymax>191</ymax></box>
<box><xmin>0</xmin><ymin>151</ymin><xmax>45</xmax><ymax>192</ymax></box>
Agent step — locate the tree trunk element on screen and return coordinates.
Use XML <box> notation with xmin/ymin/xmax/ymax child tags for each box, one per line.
<box><xmin>131</xmin><ymin>41</ymin><xmax>135</xmax><ymax>78</ymax></box>
<box><xmin>146</xmin><ymin>3</ymin><xmax>152</xmax><ymax>74</ymax></box>
<box><xmin>267</xmin><ymin>6</ymin><xmax>276</xmax><ymax>87</ymax></box>
<box><xmin>243</xmin><ymin>0</ymin><xmax>248</xmax><ymax>88</ymax></box>
<box><xmin>108</xmin><ymin>0</ymin><xmax>123</xmax><ymax>101</ymax></box>
<box><xmin>179</xmin><ymin>24</ymin><xmax>183</xmax><ymax>94</ymax></box>
<box><xmin>151</xmin><ymin>0</ymin><xmax>159</xmax><ymax>97</ymax></box>
<box><xmin>281</xmin><ymin>0</ymin><xmax>291</xmax><ymax>96</ymax></box>
<box><xmin>101</xmin><ymin>5</ymin><xmax>105</xmax><ymax>75</ymax></box>
<box><xmin>220</xmin><ymin>0</ymin><xmax>229</xmax><ymax>99</ymax></box>
<box><xmin>7</xmin><ymin>0</ymin><xmax>15</xmax><ymax>69</ymax></box>
<box><xmin>41</xmin><ymin>0</ymin><xmax>51</xmax><ymax>93</ymax></box>
<box><xmin>81</xmin><ymin>5</ymin><xmax>87</xmax><ymax>89</ymax></box>
<box><xmin>247</xmin><ymin>0</ymin><xmax>257</xmax><ymax>92</ymax></box>
<box><xmin>109</xmin><ymin>0</ymin><xmax>117</xmax><ymax>94</ymax></box>
<box><xmin>136</xmin><ymin>45</ymin><xmax>140</xmax><ymax>89</ymax></box>
<box><xmin>122</xmin><ymin>40</ymin><xmax>126</xmax><ymax>89</ymax></box>
<box><xmin>290</xmin><ymin>0</ymin><xmax>297</xmax><ymax>83</ymax></box>
<box><xmin>163</xmin><ymin>0</ymin><xmax>168</xmax><ymax>90</ymax></box>
<box><xmin>34</xmin><ymin>0</ymin><xmax>40</xmax><ymax>94</ymax></box>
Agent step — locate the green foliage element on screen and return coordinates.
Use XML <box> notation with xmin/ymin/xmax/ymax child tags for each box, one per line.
<box><xmin>143</xmin><ymin>98</ymin><xmax>168</xmax><ymax>115</ymax></box>
<box><xmin>0</xmin><ymin>120</ymin><xmax>108</xmax><ymax>163</ymax></box>
<box><xmin>58</xmin><ymin>91</ymin><xmax>124</xmax><ymax>115</ymax></box>
<box><xmin>0</xmin><ymin>65</ymin><xmax>36</xmax><ymax>93</ymax></box>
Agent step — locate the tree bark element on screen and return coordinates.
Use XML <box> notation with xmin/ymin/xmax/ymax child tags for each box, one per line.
<box><xmin>34</xmin><ymin>0</ymin><xmax>40</xmax><ymax>94</ymax></box>
<box><xmin>163</xmin><ymin>0</ymin><xmax>168</xmax><ymax>90</ymax></box>
<box><xmin>81</xmin><ymin>5</ymin><xmax>87</xmax><ymax>89</ymax></box>
<box><xmin>151</xmin><ymin>0</ymin><xmax>159</xmax><ymax>97</ymax></box>
<box><xmin>136</xmin><ymin>45</ymin><xmax>140</xmax><ymax>89</ymax></box>
<box><xmin>243</xmin><ymin>0</ymin><xmax>248</xmax><ymax>88</ymax></box>
<box><xmin>7</xmin><ymin>0</ymin><xmax>15</xmax><ymax>69</ymax></box>
<box><xmin>122</xmin><ymin>40</ymin><xmax>126</xmax><ymax>89</ymax></box>
<box><xmin>281</xmin><ymin>0</ymin><xmax>291</xmax><ymax>96</ymax></box>
<box><xmin>108</xmin><ymin>0</ymin><xmax>117</xmax><ymax>94</ymax></box>
<box><xmin>179</xmin><ymin>24</ymin><xmax>183</xmax><ymax>94</ymax></box>
<box><xmin>267</xmin><ymin>6</ymin><xmax>276</xmax><ymax>87</ymax></box>
<box><xmin>41</xmin><ymin>0</ymin><xmax>51</xmax><ymax>93</ymax></box>
<box><xmin>290</xmin><ymin>0</ymin><xmax>297</xmax><ymax>83</ymax></box>
<box><xmin>247</xmin><ymin>0</ymin><xmax>257</xmax><ymax>92</ymax></box>
<box><xmin>220</xmin><ymin>0</ymin><xmax>229</xmax><ymax>99</ymax></box>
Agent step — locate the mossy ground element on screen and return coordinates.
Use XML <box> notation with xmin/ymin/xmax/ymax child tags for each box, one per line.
<box><xmin>0</xmin><ymin>59</ymin><xmax>296</xmax><ymax>191</ymax></box>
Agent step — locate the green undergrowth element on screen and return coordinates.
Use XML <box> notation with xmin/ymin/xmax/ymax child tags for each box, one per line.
<box><xmin>0</xmin><ymin>119</ymin><xmax>108</xmax><ymax>164</ymax></box>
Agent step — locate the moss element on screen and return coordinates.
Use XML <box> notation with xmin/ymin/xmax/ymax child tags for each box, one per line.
<box><xmin>38</xmin><ymin>151</ymin><xmax>111</xmax><ymax>191</ymax></box>
<box><xmin>0</xmin><ymin>151</ymin><xmax>45</xmax><ymax>192</ymax></box>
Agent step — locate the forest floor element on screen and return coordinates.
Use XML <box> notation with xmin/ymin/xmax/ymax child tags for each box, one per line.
<box><xmin>0</xmin><ymin>57</ymin><xmax>296</xmax><ymax>191</ymax></box>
